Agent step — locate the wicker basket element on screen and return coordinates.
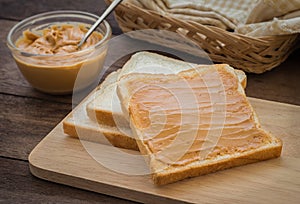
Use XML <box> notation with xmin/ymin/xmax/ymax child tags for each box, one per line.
<box><xmin>106</xmin><ymin>0</ymin><xmax>299</xmax><ymax>73</ymax></box>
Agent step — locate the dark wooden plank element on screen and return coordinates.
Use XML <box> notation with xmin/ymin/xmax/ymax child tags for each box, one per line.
<box><xmin>0</xmin><ymin>0</ymin><xmax>122</xmax><ymax>35</ymax></box>
<box><xmin>246</xmin><ymin>49</ymin><xmax>300</xmax><ymax>105</ymax></box>
<box><xmin>0</xmin><ymin>158</ymin><xmax>136</xmax><ymax>203</ymax></box>
<box><xmin>0</xmin><ymin>94</ymin><xmax>71</xmax><ymax>160</ymax></box>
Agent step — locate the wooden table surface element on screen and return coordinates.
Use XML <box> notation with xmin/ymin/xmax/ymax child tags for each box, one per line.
<box><xmin>0</xmin><ymin>0</ymin><xmax>299</xmax><ymax>203</ymax></box>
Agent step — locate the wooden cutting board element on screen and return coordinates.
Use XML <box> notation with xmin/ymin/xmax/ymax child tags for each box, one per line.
<box><xmin>29</xmin><ymin>97</ymin><xmax>300</xmax><ymax>204</ymax></box>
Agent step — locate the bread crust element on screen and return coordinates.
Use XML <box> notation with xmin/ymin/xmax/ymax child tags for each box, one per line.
<box><xmin>63</xmin><ymin>118</ymin><xmax>139</xmax><ymax>151</ymax></box>
<box><xmin>130</xmin><ymin>115</ymin><xmax>282</xmax><ymax>185</ymax></box>
<box><xmin>87</xmin><ymin>109</ymin><xmax>118</xmax><ymax>127</ymax></box>
<box><xmin>152</xmin><ymin>138</ymin><xmax>282</xmax><ymax>185</ymax></box>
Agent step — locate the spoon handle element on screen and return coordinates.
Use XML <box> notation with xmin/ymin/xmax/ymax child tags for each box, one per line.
<box><xmin>78</xmin><ymin>0</ymin><xmax>123</xmax><ymax>47</ymax></box>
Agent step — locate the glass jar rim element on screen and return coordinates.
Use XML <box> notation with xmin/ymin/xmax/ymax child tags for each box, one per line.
<box><xmin>7</xmin><ymin>10</ymin><xmax>111</xmax><ymax>57</ymax></box>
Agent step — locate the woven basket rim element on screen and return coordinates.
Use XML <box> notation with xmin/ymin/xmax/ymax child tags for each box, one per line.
<box><xmin>115</xmin><ymin>0</ymin><xmax>299</xmax><ymax>42</ymax></box>
<box><xmin>105</xmin><ymin>0</ymin><xmax>299</xmax><ymax>73</ymax></box>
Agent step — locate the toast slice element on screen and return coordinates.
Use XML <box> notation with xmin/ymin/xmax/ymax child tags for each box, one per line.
<box><xmin>117</xmin><ymin>64</ymin><xmax>282</xmax><ymax>185</ymax></box>
<box><xmin>86</xmin><ymin>52</ymin><xmax>247</xmax><ymax>127</ymax></box>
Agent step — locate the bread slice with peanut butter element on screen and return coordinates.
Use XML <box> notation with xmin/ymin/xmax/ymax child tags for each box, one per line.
<box><xmin>117</xmin><ymin>64</ymin><xmax>282</xmax><ymax>185</ymax></box>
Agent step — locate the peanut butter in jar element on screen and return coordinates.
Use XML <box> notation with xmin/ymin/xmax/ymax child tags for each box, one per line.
<box><xmin>7</xmin><ymin>11</ymin><xmax>112</xmax><ymax>95</ymax></box>
<box><xmin>13</xmin><ymin>23</ymin><xmax>109</xmax><ymax>94</ymax></box>
<box><xmin>16</xmin><ymin>24</ymin><xmax>103</xmax><ymax>55</ymax></box>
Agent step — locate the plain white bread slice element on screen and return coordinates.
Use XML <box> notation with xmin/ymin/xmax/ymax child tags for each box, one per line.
<box><xmin>117</xmin><ymin>64</ymin><xmax>282</xmax><ymax>185</ymax></box>
<box><xmin>98</xmin><ymin>69</ymin><xmax>120</xmax><ymax>90</ymax></box>
<box><xmin>118</xmin><ymin>51</ymin><xmax>197</xmax><ymax>77</ymax></box>
<box><xmin>86</xmin><ymin>82</ymin><xmax>130</xmax><ymax>128</ymax></box>
<box><xmin>63</xmin><ymin>70</ymin><xmax>138</xmax><ymax>151</ymax></box>
<box><xmin>86</xmin><ymin>51</ymin><xmax>247</xmax><ymax>127</ymax></box>
<box><xmin>63</xmin><ymin>105</ymin><xmax>138</xmax><ymax>151</ymax></box>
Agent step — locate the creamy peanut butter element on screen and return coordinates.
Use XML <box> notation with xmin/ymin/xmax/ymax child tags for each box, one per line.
<box><xmin>129</xmin><ymin>66</ymin><xmax>273</xmax><ymax>166</ymax></box>
<box><xmin>16</xmin><ymin>24</ymin><xmax>103</xmax><ymax>55</ymax></box>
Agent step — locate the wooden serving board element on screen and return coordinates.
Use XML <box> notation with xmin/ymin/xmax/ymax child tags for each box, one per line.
<box><xmin>29</xmin><ymin>97</ymin><xmax>300</xmax><ymax>204</ymax></box>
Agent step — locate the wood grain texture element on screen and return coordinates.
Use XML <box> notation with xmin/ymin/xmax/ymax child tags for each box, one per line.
<box><xmin>0</xmin><ymin>94</ymin><xmax>71</xmax><ymax>160</ymax></box>
<box><xmin>29</xmin><ymin>98</ymin><xmax>300</xmax><ymax>204</ymax></box>
<box><xmin>246</xmin><ymin>49</ymin><xmax>300</xmax><ymax>105</ymax></box>
<box><xmin>0</xmin><ymin>158</ymin><xmax>135</xmax><ymax>204</ymax></box>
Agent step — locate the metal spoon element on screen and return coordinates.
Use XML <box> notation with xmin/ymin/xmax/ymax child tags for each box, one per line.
<box><xmin>78</xmin><ymin>0</ymin><xmax>123</xmax><ymax>47</ymax></box>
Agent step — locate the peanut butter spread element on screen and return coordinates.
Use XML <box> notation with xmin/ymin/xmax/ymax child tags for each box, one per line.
<box><xmin>128</xmin><ymin>66</ymin><xmax>273</xmax><ymax>166</ymax></box>
<box><xmin>16</xmin><ymin>24</ymin><xmax>103</xmax><ymax>55</ymax></box>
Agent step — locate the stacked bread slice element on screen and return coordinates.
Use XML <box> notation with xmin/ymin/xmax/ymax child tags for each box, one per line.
<box><xmin>63</xmin><ymin>52</ymin><xmax>246</xmax><ymax>150</ymax></box>
<box><xmin>63</xmin><ymin>51</ymin><xmax>281</xmax><ymax>185</ymax></box>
